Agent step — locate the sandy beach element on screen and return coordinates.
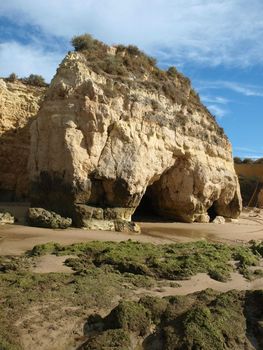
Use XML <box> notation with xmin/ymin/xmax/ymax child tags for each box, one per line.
<box><xmin>0</xmin><ymin>204</ymin><xmax>263</xmax><ymax>256</ymax></box>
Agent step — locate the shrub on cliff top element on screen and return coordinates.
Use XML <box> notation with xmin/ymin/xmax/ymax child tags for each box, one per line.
<box><xmin>242</xmin><ymin>158</ymin><xmax>254</xmax><ymax>164</ymax></box>
<box><xmin>167</xmin><ymin>66</ymin><xmax>178</xmax><ymax>77</ymax></box>
<box><xmin>7</xmin><ymin>72</ymin><xmax>18</xmax><ymax>82</ymax></box>
<box><xmin>234</xmin><ymin>157</ymin><xmax>242</xmax><ymax>164</ymax></box>
<box><xmin>71</xmin><ymin>33</ymin><xmax>95</xmax><ymax>51</ymax></box>
<box><xmin>23</xmin><ymin>74</ymin><xmax>47</xmax><ymax>87</ymax></box>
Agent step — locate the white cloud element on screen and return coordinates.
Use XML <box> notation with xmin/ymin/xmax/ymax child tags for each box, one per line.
<box><xmin>1</xmin><ymin>0</ymin><xmax>263</xmax><ymax>67</ymax></box>
<box><xmin>201</xmin><ymin>96</ymin><xmax>229</xmax><ymax>105</ymax></box>
<box><xmin>0</xmin><ymin>41</ymin><xmax>63</xmax><ymax>82</ymax></box>
<box><xmin>222</xmin><ymin>82</ymin><xmax>263</xmax><ymax>97</ymax></box>
<box><xmin>197</xmin><ymin>80</ymin><xmax>263</xmax><ymax>97</ymax></box>
<box><xmin>234</xmin><ymin>147</ymin><xmax>263</xmax><ymax>159</ymax></box>
<box><xmin>206</xmin><ymin>104</ymin><xmax>227</xmax><ymax>119</ymax></box>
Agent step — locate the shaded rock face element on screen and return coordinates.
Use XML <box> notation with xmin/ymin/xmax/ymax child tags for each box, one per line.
<box><xmin>29</xmin><ymin>49</ymin><xmax>242</xmax><ymax>224</ymax></box>
<box><xmin>258</xmin><ymin>189</ymin><xmax>263</xmax><ymax>208</ymax></box>
<box><xmin>0</xmin><ymin>79</ymin><xmax>45</xmax><ymax>201</ymax></box>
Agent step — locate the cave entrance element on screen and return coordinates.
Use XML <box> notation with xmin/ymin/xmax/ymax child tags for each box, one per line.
<box><xmin>207</xmin><ymin>202</ymin><xmax>217</xmax><ymax>221</ymax></box>
<box><xmin>132</xmin><ymin>184</ymin><xmax>161</xmax><ymax>222</ymax></box>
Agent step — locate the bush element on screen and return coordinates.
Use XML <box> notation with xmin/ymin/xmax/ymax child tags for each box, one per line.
<box><xmin>255</xmin><ymin>158</ymin><xmax>263</xmax><ymax>164</ymax></box>
<box><xmin>126</xmin><ymin>45</ymin><xmax>141</xmax><ymax>56</ymax></box>
<box><xmin>167</xmin><ymin>66</ymin><xmax>178</xmax><ymax>77</ymax></box>
<box><xmin>234</xmin><ymin>157</ymin><xmax>242</xmax><ymax>164</ymax></box>
<box><xmin>7</xmin><ymin>73</ymin><xmax>18</xmax><ymax>82</ymax></box>
<box><xmin>242</xmin><ymin>158</ymin><xmax>254</xmax><ymax>164</ymax></box>
<box><xmin>71</xmin><ymin>33</ymin><xmax>95</xmax><ymax>51</ymax></box>
<box><xmin>23</xmin><ymin>74</ymin><xmax>47</xmax><ymax>87</ymax></box>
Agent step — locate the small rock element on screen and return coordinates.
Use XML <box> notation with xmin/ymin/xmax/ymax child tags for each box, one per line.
<box><xmin>212</xmin><ymin>216</ymin><xmax>225</xmax><ymax>224</ymax></box>
<box><xmin>81</xmin><ymin>219</ymin><xmax>115</xmax><ymax>231</ymax></box>
<box><xmin>27</xmin><ymin>208</ymin><xmax>72</xmax><ymax>229</ymax></box>
<box><xmin>114</xmin><ymin>220</ymin><xmax>141</xmax><ymax>234</ymax></box>
<box><xmin>249</xmin><ymin>212</ymin><xmax>260</xmax><ymax>218</ymax></box>
<box><xmin>225</xmin><ymin>218</ymin><xmax>239</xmax><ymax>223</ymax></box>
<box><xmin>196</xmin><ymin>213</ymin><xmax>210</xmax><ymax>223</ymax></box>
<box><xmin>0</xmin><ymin>211</ymin><xmax>15</xmax><ymax>225</ymax></box>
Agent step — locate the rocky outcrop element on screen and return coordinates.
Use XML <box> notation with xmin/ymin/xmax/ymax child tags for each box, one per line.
<box><xmin>27</xmin><ymin>207</ymin><xmax>72</xmax><ymax>229</ymax></box>
<box><xmin>74</xmin><ymin>204</ymin><xmax>140</xmax><ymax>233</ymax></box>
<box><xmin>258</xmin><ymin>189</ymin><xmax>263</xmax><ymax>208</ymax></box>
<box><xmin>0</xmin><ymin>211</ymin><xmax>15</xmax><ymax>225</ymax></box>
<box><xmin>29</xmin><ymin>41</ymin><xmax>242</xmax><ymax>225</ymax></box>
<box><xmin>0</xmin><ymin>79</ymin><xmax>46</xmax><ymax>201</ymax></box>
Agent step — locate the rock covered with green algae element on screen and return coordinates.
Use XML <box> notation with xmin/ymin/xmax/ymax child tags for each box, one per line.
<box><xmin>82</xmin><ymin>290</ymin><xmax>263</xmax><ymax>350</ymax></box>
<box><xmin>27</xmin><ymin>207</ymin><xmax>72</xmax><ymax>229</ymax></box>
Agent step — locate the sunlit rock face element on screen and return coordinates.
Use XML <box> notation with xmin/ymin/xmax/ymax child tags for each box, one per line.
<box><xmin>29</xmin><ymin>44</ymin><xmax>242</xmax><ymax>225</ymax></box>
<box><xmin>0</xmin><ymin>79</ymin><xmax>45</xmax><ymax>200</ymax></box>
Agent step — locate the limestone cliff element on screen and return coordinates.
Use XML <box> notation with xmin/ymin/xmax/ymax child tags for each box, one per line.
<box><xmin>29</xmin><ymin>41</ymin><xmax>242</xmax><ymax>224</ymax></box>
<box><xmin>0</xmin><ymin>79</ymin><xmax>45</xmax><ymax>200</ymax></box>
<box><xmin>258</xmin><ymin>189</ymin><xmax>263</xmax><ymax>208</ymax></box>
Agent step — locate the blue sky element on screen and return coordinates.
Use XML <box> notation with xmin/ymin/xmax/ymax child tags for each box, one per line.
<box><xmin>0</xmin><ymin>0</ymin><xmax>262</xmax><ymax>159</ymax></box>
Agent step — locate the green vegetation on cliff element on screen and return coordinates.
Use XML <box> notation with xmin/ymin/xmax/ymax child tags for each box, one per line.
<box><xmin>70</xmin><ymin>33</ymin><xmax>201</xmax><ymax>107</ymax></box>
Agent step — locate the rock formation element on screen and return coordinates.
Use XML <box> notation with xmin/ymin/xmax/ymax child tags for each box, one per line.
<box><xmin>258</xmin><ymin>189</ymin><xmax>263</xmax><ymax>208</ymax></box>
<box><xmin>28</xmin><ymin>40</ymin><xmax>242</xmax><ymax>226</ymax></box>
<box><xmin>0</xmin><ymin>211</ymin><xmax>15</xmax><ymax>225</ymax></box>
<box><xmin>0</xmin><ymin>79</ymin><xmax>45</xmax><ymax>200</ymax></box>
<box><xmin>27</xmin><ymin>207</ymin><xmax>72</xmax><ymax>229</ymax></box>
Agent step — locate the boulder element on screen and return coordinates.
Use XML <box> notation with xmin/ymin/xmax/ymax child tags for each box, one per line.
<box><xmin>27</xmin><ymin>208</ymin><xmax>72</xmax><ymax>229</ymax></box>
<box><xmin>213</xmin><ymin>216</ymin><xmax>226</xmax><ymax>224</ymax></box>
<box><xmin>0</xmin><ymin>211</ymin><xmax>15</xmax><ymax>225</ymax></box>
<box><xmin>28</xmin><ymin>41</ymin><xmax>242</xmax><ymax>226</ymax></box>
<box><xmin>74</xmin><ymin>204</ymin><xmax>140</xmax><ymax>233</ymax></box>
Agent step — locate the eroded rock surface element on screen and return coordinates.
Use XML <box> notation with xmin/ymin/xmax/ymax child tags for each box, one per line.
<box><xmin>0</xmin><ymin>79</ymin><xmax>45</xmax><ymax>200</ymax></box>
<box><xmin>258</xmin><ymin>189</ymin><xmax>263</xmax><ymax>208</ymax></box>
<box><xmin>29</xmin><ymin>42</ymin><xmax>242</xmax><ymax>224</ymax></box>
<box><xmin>27</xmin><ymin>207</ymin><xmax>72</xmax><ymax>229</ymax></box>
<box><xmin>0</xmin><ymin>211</ymin><xmax>15</xmax><ymax>225</ymax></box>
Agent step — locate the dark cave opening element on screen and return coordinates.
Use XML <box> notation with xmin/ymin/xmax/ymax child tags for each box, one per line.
<box><xmin>132</xmin><ymin>185</ymin><xmax>161</xmax><ymax>222</ymax></box>
<box><xmin>207</xmin><ymin>202</ymin><xmax>217</xmax><ymax>221</ymax></box>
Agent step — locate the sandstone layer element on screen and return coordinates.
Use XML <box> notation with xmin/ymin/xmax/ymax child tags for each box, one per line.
<box><xmin>29</xmin><ymin>43</ymin><xmax>242</xmax><ymax>224</ymax></box>
<box><xmin>0</xmin><ymin>79</ymin><xmax>45</xmax><ymax>200</ymax></box>
<box><xmin>258</xmin><ymin>189</ymin><xmax>263</xmax><ymax>208</ymax></box>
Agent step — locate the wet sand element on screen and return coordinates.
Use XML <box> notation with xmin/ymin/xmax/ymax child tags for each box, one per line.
<box><xmin>0</xmin><ymin>211</ymin><xmax>263</xmax><ymax>256</ymax></box>
<box><xmin>135</xmin><ymin>272</ymin><xmax>263</xmax><ymax>297</ymax></box>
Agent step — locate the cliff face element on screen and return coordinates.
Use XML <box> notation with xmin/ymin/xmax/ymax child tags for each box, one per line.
<box><xmin>29</xmin><ymin>44</ymin><xmax>242</xmax><ymax>224</ymax></box>
<box><xmin>0</xmin><ymin>79</ymin><xmax>45</xmax><ymax>200</ymax></box>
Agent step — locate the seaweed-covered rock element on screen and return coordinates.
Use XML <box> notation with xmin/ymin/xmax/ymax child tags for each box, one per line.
<box><xmin>27</xmin><ymin>207</ymin><xmax>72</xmax><ymax>229</ymax></box>
<box><xmin>86</xmin><ymin>290</ymin><xmax>260</xmax><ymax>350</ymax></box>
<box><xmin>80</xmin><ymin>329</ymin><xmax>131</xmax><ymax>350</ymax></box>
<box><xmin>105</xmin><ymin>300</ymin><xmax>151</xmax><ymax>336</ymax></box>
